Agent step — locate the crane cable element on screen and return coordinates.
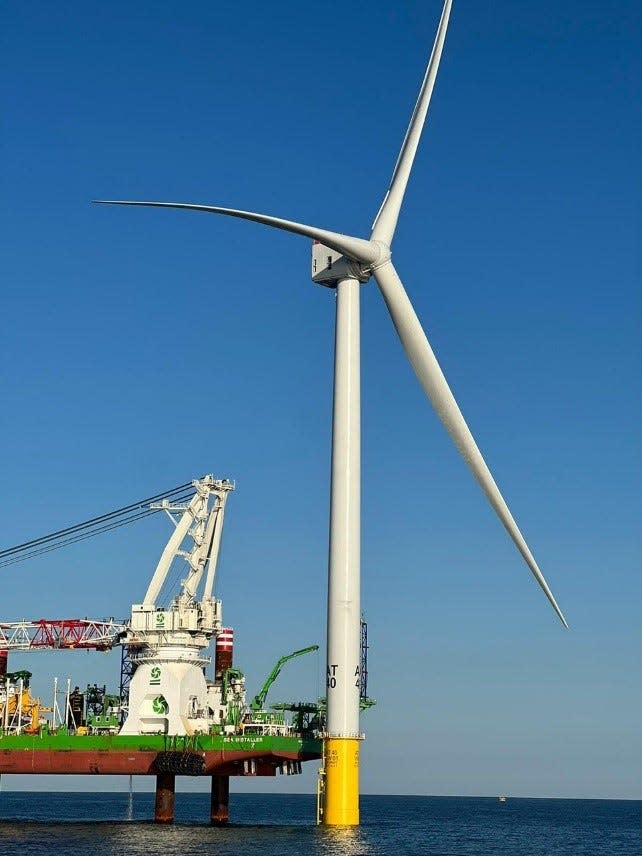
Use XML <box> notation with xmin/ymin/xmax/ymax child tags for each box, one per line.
<box><xmin>0</xmin><ymin>480</ymin><xmax>199</xmax><ymax>568</ymax></box>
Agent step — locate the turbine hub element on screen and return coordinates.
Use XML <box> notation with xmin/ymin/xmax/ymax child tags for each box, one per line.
<box><xmin>369</xmin><ymin>240</ymin><xmax>392</xmax><ymax>270</ymax></box>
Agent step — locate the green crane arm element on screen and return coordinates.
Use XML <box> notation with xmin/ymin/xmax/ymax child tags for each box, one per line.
<box><xmin>250</xmin><ymin>645</ymin><xmax>319</xmax><ymax>711</ymax></box>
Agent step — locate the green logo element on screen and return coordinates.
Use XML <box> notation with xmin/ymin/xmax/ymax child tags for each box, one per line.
<box><xmin>156</xmin><ymin>612</ymin><xmax>165</xmax><ymax>626</ymax></box>
<box><xmin>152</xmin><ymin>695</ymin><xmax>169</xmax><ymax>715</ymax></box>
<box><xmin>150</xmin><ymin>666</ymin><xmax>161</xmax><ymax>686</ymax></box>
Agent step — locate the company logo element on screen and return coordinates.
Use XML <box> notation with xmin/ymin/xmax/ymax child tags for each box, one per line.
<box><xmin>150</xmin><ymin>666</ymin><xmax>161</xmax><ymax>686</ymax></box>
<box><xmin>156</xmin><ymin>612</ymin><xmax>165</xmax><ymax>626</ymax></box>
<box><xmin>152</xmin><ymin>695</ymin><xmax>169</xmax><ymax>715</ymax></box>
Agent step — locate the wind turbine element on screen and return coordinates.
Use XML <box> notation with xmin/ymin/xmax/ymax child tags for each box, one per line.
<box><xmin>95</xmin><ymin>0</ymin><xmax>567</xmax><ymax>826</ymax></box>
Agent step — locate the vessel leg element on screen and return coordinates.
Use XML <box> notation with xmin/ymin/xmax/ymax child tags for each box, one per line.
<box><xmin>154</xmin><ymin>773</ymin><xmax>175</xmax><ymax>824</ymax></box>
<box><xmin>210</xmin><ymin>774</ymin><xmax>230</xmax><ymax>825</ymax></box>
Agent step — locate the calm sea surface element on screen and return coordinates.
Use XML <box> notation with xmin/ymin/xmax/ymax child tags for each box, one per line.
<box><xmin>0</xmin><ymin>791</ymin><xmax>640</xmax><ymax>855</ymax></box>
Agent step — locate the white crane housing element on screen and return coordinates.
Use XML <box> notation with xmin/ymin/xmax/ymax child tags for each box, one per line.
<box><xmin>121</xmin><ymin>475</ymin><xmax>238</xmax><ymax>735</ymax></box>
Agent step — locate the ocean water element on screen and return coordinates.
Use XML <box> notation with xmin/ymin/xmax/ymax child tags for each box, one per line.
<box><xmin>0</xmin><ymin>791</ymin><xmax>640</xmax><ymax>855</ymax></box>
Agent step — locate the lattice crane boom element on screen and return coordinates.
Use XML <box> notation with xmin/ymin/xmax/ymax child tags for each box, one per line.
<box><xmin>0</xmin><ymin>619</ymin><xmax>126</xmax><ymax>652</ymax></box>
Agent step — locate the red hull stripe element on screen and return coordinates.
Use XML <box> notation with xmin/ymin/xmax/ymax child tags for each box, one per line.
<box><xmin>0</xmin><ymin>748</ymin><xmax>319</xmax><ymax>775</ymax></box>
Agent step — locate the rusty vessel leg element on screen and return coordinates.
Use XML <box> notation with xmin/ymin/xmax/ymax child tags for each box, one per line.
<box><xmin>154</xmin><ymin>773</ymin><xmax>175</xmax><ymax>824</ymax></box>
<box><xmin>210</xmin><ymin>774</ymin><xmax>230</xmax><ymax>825</ymax></box>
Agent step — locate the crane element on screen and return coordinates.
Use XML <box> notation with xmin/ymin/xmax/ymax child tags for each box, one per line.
<box><xmin>1</xmin><ymin>476</ymin><xmax>327</xmax><ymax>742</ymax></box>
<box><xmin>250</xmin><ymin>645</ymin><xmax>319</xmax><ymax>712</ymax></box>
<box><xmin>1</xmin><ymin>476</ymin><xmax>239</xmax><ymax>738</ymax></box>
<box><xmin>120</xmin><ymin>475</ymin><xmax>236</xmax><ymax>735</ymax></box>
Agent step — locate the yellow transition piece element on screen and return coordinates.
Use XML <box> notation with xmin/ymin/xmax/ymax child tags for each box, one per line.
<box><xmin>323</xmin><ymin>737</ymin><xmax>360</xmax><ymax>825</ymax></box>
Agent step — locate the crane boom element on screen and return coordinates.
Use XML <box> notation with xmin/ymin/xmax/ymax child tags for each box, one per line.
<box><xmin>0</xmin><ymin>619</ymin><xmax>126</xmax><ymax>651</ymax></box>
<box><xmin>250</xmin><ymin>645</ymin><xmax>319</xmax><ymax>712</ymax></box>
<box><xmin>143</xmin><ymin>475</ymin><xmax>234</xmax><ymax>606</ymax></box>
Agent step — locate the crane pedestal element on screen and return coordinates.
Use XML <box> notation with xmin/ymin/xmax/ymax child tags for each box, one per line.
<box><xmin>210</xmin><ymin>774</ymin><xmax>230</xmax><ymax>825</ymax></box>
<box><xmin>154</xmin><ymin>773</ymin><xmax>175</xmax><ymax>824</ymax></box>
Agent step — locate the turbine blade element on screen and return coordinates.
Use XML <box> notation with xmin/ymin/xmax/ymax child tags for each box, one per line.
<box><xmin>371</xmin><ymin>0</ymin><xmax>453</xmax><ymax>246</ymax></box>
<box><xmin>373</xmin><ymin>261</ymin><xmax>568</xmax><ymax>627</ymax></box>
<box><xmin>93</xmin><ymin>200</ymin><xmax>379</xmax><ymax>265</ymax></box>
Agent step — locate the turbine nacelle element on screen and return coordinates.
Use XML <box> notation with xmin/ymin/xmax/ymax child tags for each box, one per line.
<box><xmin>311</xmin><ymin>242</ymin><xmax>371</xmax><ymax>287</ymax></box>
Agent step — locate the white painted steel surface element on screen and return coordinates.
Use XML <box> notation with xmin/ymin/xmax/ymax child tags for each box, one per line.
<box><xmin>326</xmin><ymin>278</ymin><xmax>362</xmax><ymax>738</ymax></box>
<box><xmin>143</xmin><ymin>491</ymin><xmax>201</xmax><ymax>606</ymax></box>
<box><xmin>143</xmin><ymin>475</ymin><xmax>233</xmax><ymax>608</ymax></box>
<box><xmin>203</xmin><ymin>491</ymin><xmax>230</xmax><ymax>600</ymax></box>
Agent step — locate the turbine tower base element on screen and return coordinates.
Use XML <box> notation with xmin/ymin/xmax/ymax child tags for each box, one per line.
<box><xmin>322</xmin><ymin>737</ymin><xmax>360</xmax><ymax>826</ymax></box>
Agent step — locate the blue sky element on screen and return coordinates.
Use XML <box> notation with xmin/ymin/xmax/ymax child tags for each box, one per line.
<box><xmin>1</xmin><ymin>0</ymin><xmax>640</xmax><ymax>798</ymax></box>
